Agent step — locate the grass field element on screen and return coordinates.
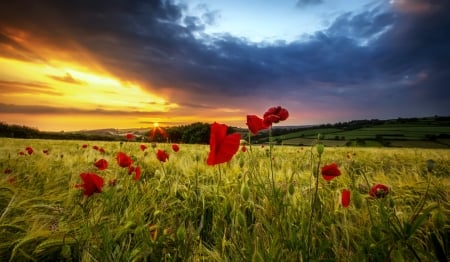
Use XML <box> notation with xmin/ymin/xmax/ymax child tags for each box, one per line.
<box><xmin>1</xmin><ymin>138</ymin><xmax>449</xmax><ymax>261</ymax></box>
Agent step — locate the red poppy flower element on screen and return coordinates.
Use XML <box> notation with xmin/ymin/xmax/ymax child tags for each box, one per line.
<box><xmin>172</xmin><ymin>144</ymin><xmax>180</xmax><ymax>152</ymax></box>
<box><xmin>140</xmin><ymin>144</ymin><xmax>147</xmax><ymax>151</ymax></box>
<box><xmin>206</xmin><ymin>122</ymin><xmax>241</xmax><ymax>165</ymax></box>
<box><xmin>94</xmin><ymin>159</ymin><xmax>108</xmax><ymax>170</ymax></box>
<box><xmin>77</xmin><ymin>173</ymin><xmax>104</xmax><ymax>196</ymax></box>
<box><xmin>93</xmin><ymin>145</ymin><xmax>99</xmax><ymax>151</ymax></box>
<box><xmin>341</xmin><ymin>189</ymin><xmax>351</xmax><ymax>208</ymax></box>
<box><xmin>321</xmin><ymin>163</ymin><xmax>341</xmax><ymax>181</ymax></box>
<box><xmin>19</xmin><ymin>151</ymin><xmax>25</xmax><ymax>156</ymax></box>
<box><xmin>134</xmin><ymin>166</ymin><xmax>141</xmax><ymax>181</ymax></box>
<box><xmin>25</xmin><ymin>146</ymin><xmax>33</xmax><ymax>155</ymax></box>
<box><xmin>43</xmin><ymin>149</ymin><xmax>49</xmax><ymax>155</ymax></box>
<box><xmin>241</xmin><ymin>146</ymin><xmax>247</xmax><ymax>152</ymax></box>
<box><xmin>4</xmin><ymin>168</ymin><xmax>12</xmax><ymax>174</ymax></box>
<box><xmin>82</xmin><ymin>144</ymin><xmax>88</xmax><ymax>149</ymax></box>
<box><xmin>99</xmin><ymin>147</ymin><xmax>106</xmax><ymax>154</ymax></box>
<box><xmin>263</xmin><ymin>106</ymin><xmax>289</xmax><ymax>126</ymax></box>
<box><xmin>369</xmin><ymin>184</ymin><xmax>389</xmax><ymax>198</ymax></box>
<box><xmin>117</xmin><ymin>152</ymin><xmax>133</xmax><ymax>167</ymax></box>
<box><xmin>156</xmin><ymin>149</ymin><xmax>169</xmax><ymax>162</ymax></box>
<box><xmin>126</xmin><ymin>133</ymin><xmax>135</xmax><ymax>140</ymax></box>
<box><xmin>246</xmin><ymin>115</ymin><xmax>269</xmax><ymax>135</ymax></box>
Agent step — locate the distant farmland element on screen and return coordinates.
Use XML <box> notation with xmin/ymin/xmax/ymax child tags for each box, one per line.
<box><xmin>269</xmin><ymin>120</ymin><xmax>450</xmax><ymax>148</ymax></box>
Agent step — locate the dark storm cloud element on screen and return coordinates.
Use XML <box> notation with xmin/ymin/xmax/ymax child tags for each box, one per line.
<box><xmin>0</xmin><ymin>0</ymin><xmax>449</xmax><ymax>117</ymax></box>
<box><xmin>0</xmin><ymin>103</ymin><xmax>165</xmax><ymax>116</ymax></box>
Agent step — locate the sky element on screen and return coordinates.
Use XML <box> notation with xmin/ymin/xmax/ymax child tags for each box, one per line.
<box><xmin>0</xmin><ymin>0</ymin><xmax>449</xmax><ymax>131</ymax></box>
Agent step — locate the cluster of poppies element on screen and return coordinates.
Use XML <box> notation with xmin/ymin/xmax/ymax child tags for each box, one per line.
<box><xmin>321</xmin><ymin>162</ymin><xmax>389</xmax><ymax>208</ymax></box>
<box><xmin>76</xmin><ymin>140</ymin><xmax>182</xmax><ymax>196</ymax></box>
<box><xmin>246</xmin><ymin>106</ymin><xmax>289</xmax><ymax>135</ymax></box>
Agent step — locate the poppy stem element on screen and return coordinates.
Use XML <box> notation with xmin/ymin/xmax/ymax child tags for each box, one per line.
<box><xmin>269</xmin><ymin>126</ymin><xmax>276</xmax><ymax>196</ymax></box>
<box><xmin>306</xmin><ymin>151</ymin><xmax>322</xmax><ymax>261</ymax></box>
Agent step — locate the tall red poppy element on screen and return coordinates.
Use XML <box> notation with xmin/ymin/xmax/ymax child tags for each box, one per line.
<box><xmin>117</xmin><ymin>152</ymin><xmax>133</xmax><ymax>167</ymax></box>
<box><xmin>341</xmin><ymin>189</ymin><xmax>351</xmax><ymax>208</ymax></box>
<box><xmin>263</xmin><ymin>106</ymin><xmax>289</xmax><ymax>126</ymax></box>
<box><xmin>172</xmin><ymin>144</ymin><xmax>180</xmax><ymax>152</ymax></box>
<box><xmin>140</xmin><ymin>144</ymin><xmax>147</xmax><ymax>151</ymax></box>
<box><xmin>207</xmin><ymin>122</ymin><xmax>241</xmax><ymax>165</ymax></box>
<box><xmin>369</xmin><ymin>184</ymin><xmax>389</xmax><ymax>198</ymax></box>
<box><xmin>321</xmin><ymin>163</ymin><xmax>341</xmax><ymax>181</ymax></box>
<box><xmin>82</xmin><ymin>144</ymin><xmax>88</xmax><ymax>149</ymax></box>
<box><xmin>246</xmin><ymin>115</ymin><xmax>269</xmax><ymax>135</ymax></box>
<box><xmin>77</xmin><ymin>173</ymin><xmax>104</xmax><ymax>196</ymax></box>
<box><xmin>94</xmin><ymin>159</ymin><xmax>108</xmax><ymax>170</ymax></box>
<box><xmin>156</xmin><ymin>149</ymin><xmax>169</xmax><ymax>162</ymax></box>
<box><xmin>126</xmin><ymin>133</ymin><xmax>135</xmax><ymax>140</ymax></box>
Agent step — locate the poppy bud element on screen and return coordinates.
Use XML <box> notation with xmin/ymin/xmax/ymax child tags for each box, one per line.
<box><xmin>288</xmin><ymin>183</ymin><xmax>295</xmax><ymax>195</ymax></box>
<box><xmin>317</xmin><ymin>143</ymin><xmax>324</xmax><ymax>156</ymax></box>
<box><xmin>426</xmin><ymin>159</ymin><xmax>435</xmax><ymax>172</ymax></box>
<box><xmin>241</xmin><ymin>182</ymin><xmax>250</xmax><ymax>201</ymax></box>
<box><xmin>176</xmin><ymin>225</ymin><xmax>186</xmax><ymax>241</ymax></box>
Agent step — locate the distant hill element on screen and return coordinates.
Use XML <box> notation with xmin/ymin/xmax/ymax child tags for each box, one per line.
<box><xmin>1</xmin><ymin>116</ymin><xmax>450</xmax><ymax>148</ymax></box>
<box><xmin>251</xmin><ymin>116</ymin><xmax>450</xmax><ymax>148</ymax></box>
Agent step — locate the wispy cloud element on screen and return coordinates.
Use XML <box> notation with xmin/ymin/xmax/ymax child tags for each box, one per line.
<box><xmin>47</xmin><ymin>73</ymin><xmax>85</xmax><ymax>85</ymax></box>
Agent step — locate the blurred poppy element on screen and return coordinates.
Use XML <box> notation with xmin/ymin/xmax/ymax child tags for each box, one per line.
<box><xmin>43</xmin><ymin>149</ymin><xmax>49</xmax><ymax>155</ymax></box>
<box><xmin>8</xmin><ymin>176</ymin><xmax>14</xmax><ymax>184</ymax></box>
<box><xmin>25</xmin><ymin>146</ymin><xmax>33</xmax><ymax>155</ymax></box>
<box><xmin>241</xmin><ymin>146</ymin><xmax>247</xmax><ymax>152</ymax></box>
<box><xmin>82</xmin><ymin>144</ymin><xmax>88</xmax><ymax>149</ymax></box>
<box><xmin>134</xmin><ymin>166</ymin><xmax>141</xmax><ymax>181</ymax></box>
<box><xmin>156</xmin><ymin>149</ymin><xmax>169</xmax><ymax>162</ymax></box>
<box><xmin>369</xmin><ymin>184</ymin><xmax>389</xmax><ymax>198</ymax></box>
<box><xmin>99</xmin><ymin>147</ymin><xmax>106</xmax><ymax>154</ymax></box>
<box><xmin>207</xmin><ymin>122</ymin><xmax>241</xmax><ymax>165</ymax></box>
<box><xmin>76</xmin><ymin>173</ymin><xmax>104</xmax><ymax>196</ymax></box>
<box><xmin>321</xmin><ymin>163</ymin><xmax>341</xmax><ymax>181</ymax></box>
<box><xmin>94</xmin><ymin>159</ymin><xmax>108</xmax><ymax>170</ymax></box>
<box><xmin>93</xmin><ymin>145</ymin><xmax>99</xmax><ymax>151</ymax></box>
<box><xmin>126</xmin><ymin>133</ymin><xmax>135</xmax><ymax>140</ymax></box>
<box><xmin>172</xmin><ymin>144</ymin><xmax>180</xmax><ymax>152</ymax></box>
<box><xmin>140</xmin><ymin>144</ymin><xmax>147</xmax><ymax>151</ymax></box>
<box><xmin>246</xmin><ymin>115</ymin><xmax>269</xmax><ymax>135</ymax></box>
<box><xmin>117</xmin><ymin>152</ymin><xmax>133</xmax><ymax>167</ymax></box>
<box><xmin>19</xmin><ymin>151</ymin><xmax>25</xmax><ymax>156</ymax></box>
<box><xmin>4</xmin><ymin>168</ymin><xmax>12</xmax><ymax>174</ymax></box>
<box><xmin>263</xmin><ymin>106</ymin><xmax>289</xmax><ymax>126</ymax></box>
<box><xmin>342</xmin><ymin>189</ymin><xmax>351</xmax><ymax>208</ymax></box>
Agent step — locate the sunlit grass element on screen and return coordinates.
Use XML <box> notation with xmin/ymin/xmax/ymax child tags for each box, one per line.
<box><xmin>0</xmin><ymin>138</ymin><xmax>449</xmax><ymax>261</ymax></box>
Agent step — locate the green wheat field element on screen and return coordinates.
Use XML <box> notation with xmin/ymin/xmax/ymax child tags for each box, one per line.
<box><xmin>0</xmin><ymin>137</ymin><xmax>449</xmax><ymax>261</ymax></box>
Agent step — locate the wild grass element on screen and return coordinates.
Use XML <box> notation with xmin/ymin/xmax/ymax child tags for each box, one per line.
<box><xmin>0</xmin><ymin>138</ymin><xmax>449</xmax><ymax>261</ymax></box>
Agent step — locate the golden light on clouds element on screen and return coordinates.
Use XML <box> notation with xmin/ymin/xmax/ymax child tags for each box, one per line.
<box><xmin>0</xmin><ymin>56</ymin><xmax>180</xmax><ymax>130</ymax></box>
